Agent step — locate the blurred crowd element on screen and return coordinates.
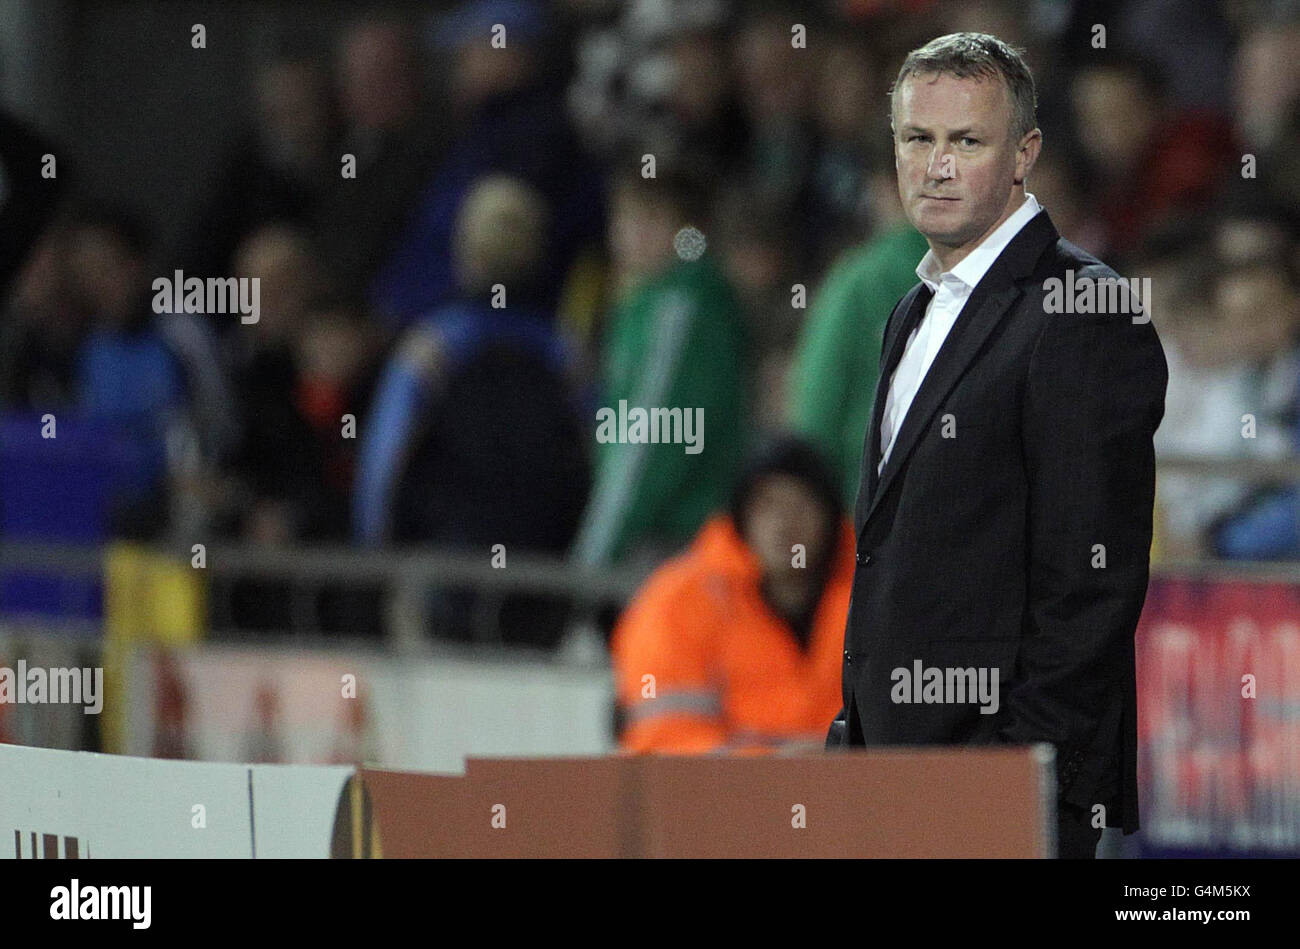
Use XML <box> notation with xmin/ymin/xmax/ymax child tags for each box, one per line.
<box><xmin>2</xmin><ymin>0</ymin><xmax>1300</xmax><ymax>648</ymax></box>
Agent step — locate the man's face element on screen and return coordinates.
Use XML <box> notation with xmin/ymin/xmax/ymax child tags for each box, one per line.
<box><xmin>70</xmin><ymin>226</ymin><xmax>142</xmax><ymax>325</ymax></box>
<box><xmin>743</xmin><ymin>474</ymin><xmax>831</xmax><ymax>580</ymax></box>
<box><xmin>340</xmin><ymin>24</ymin><xmax>418</xmax><ymax>131</ymax></box>
<box><xmin>1071</xmin><ymin>67</ymin><xmax>1155</xmax><ymax>176</ymax></box>
<box><xmin>1216</xmin><ymin>266</ymin><xmax>1299</xmax><ymax>364</ymax></box>
<box><xmin>893</xmin><ymin>72</ymin><xmax>1038</xmax><ymax>267</ymax></box>
<box><xmin>608</xmin><ymin>189</ymin><xmax>677</xmax><ymax>287</ymax></box>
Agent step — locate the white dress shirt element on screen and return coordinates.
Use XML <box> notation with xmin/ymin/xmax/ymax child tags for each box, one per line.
<box><xmin>878</xmin><ymin>193</ymin><xmax>1043</xmax><ymax>475</ymax></box>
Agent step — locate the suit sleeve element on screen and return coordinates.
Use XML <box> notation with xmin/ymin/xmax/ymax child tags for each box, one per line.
<box><xmin>999</xmin><ymin>266</ymin><xmax>1168</xmax><ymax>800</ymax></box>
<box><xmin>828</xmin><ymin>293</ymin><xmax>912</xmax><ymax>747</ymax></box>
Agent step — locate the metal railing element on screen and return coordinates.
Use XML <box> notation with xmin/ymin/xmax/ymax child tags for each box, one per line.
<box><xmin>5</xmin><ymin>454</ymin><xmax>1300</xmax><ymax>646</ymax></box>
<box><xmin>0</xmin><ymin>539</ymin><xmax>649</xmax><ymax>653</ymax></box>
<box><xmin>1155</xmin><ymin>455</ymin><xmax>1300</xmax><ymax>480</ymax></box>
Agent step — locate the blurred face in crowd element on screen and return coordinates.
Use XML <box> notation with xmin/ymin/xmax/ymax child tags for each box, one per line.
<box><xmin>668</xmin><ymin>32</ymin><xmax>731</xmax><ymax>125</ymax></box>
<box><xmin>719</xmin><ymin>229</ymin><xmax>785</xmax><ymax>305</ymax></box>
<box><xmin>1071</xmin><ymin>66</ymin><xmax>1157</xmax><ymax>178</ymax></box>
<box><xmin>734</xmin><ymin>17</ymin><xmax>810</xmax><ymax>121</ymax></box>
<box><xmin>609</xmin><ymin>185</ymin><xmax>679</xmax><ymax>291</ymax></box>
<box><xmin>15</xmin><ymin>226</ymin><xmax>70</xmax><ymax>315</ymax></box>
<box><xmin>339</xmin><ymin>22</ymin><xmax>419</xmax><ymax>132</ymax></box>
<box><xmin>453</xmin><ymin>42</ymin><xmax>535</xmax><ymax>110</ymax></box>
<box><xmin>453</xmin><ymin>175</ymin><xmax>549</xmax><ymax>294</ymax></box>
<box><xmin>69</xmin><ymin>225</ymin><xmax>143</xmax><ymax>326</ymax></box>
<box><xmin>742</xmin><ymin>474</ymin><xmax>831</xmax><ymax>582</ymax></box>
<box><xmin>1215</xmin><ymin>265</ymin><xmax>1300</xmax><ymax>365</ymax></box>
<box><xmin>816</xmin><ymin>41</ymin><xmax>875</xmax><ymax>140</ymax></box>
<box><xmin>234</xmin><ymin>226</ymin><xmax>317</xmax><ymax>344</ymax></box>
<box><xmin>294</xmin><ymin>309</ymin><xmax>373</xmax><ymax>386</ymax></box>
<box><xmin>893</xmin><ymin>71</ymin><xmax>1039</xmax><ymax>271</ymax></box>
<box><xmin>1233</xmin><ymin>24</ymin><xmax>1300</xmax><ymax>148</ymax></box>
<box><xmin>1216</xmin><ymin>217</ymin><xmax>1288</xmax><ymax>266</ymax></box>
<box><xmin>256</xmin><ymin>59</ymin><xmax>333</xmax><ymax>166</ymax></box>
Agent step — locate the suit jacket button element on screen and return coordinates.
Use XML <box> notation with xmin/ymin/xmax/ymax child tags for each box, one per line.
<box><xmin>843</xmin><ymin>651</ymin><xmax>853</xmax><ymax>663</ymax></box>
<box><xmin>856</xmin><ymin>552</ymin><xmax>872</xmax><ymax>566</ymax></box>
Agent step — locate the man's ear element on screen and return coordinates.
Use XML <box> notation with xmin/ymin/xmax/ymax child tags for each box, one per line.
<box><xmin>1014</xmin><ymin>128</ymin><xmax>1042</xmax><ymax>185</ymax></box>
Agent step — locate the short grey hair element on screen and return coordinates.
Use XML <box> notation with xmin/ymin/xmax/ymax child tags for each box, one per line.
<box><xmin>889</xmin><ymin>32</ymin><xmax>1038</xmax><ymax>142</ymax></box>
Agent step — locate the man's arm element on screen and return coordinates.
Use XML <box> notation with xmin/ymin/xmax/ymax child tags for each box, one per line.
<box><xmin>827</xmin><ymin>291</ymin><xmax>914</xmax><ymax>750</ymax></box>
<box><xmin>999</xmin><ymin>266</ymin><xmax>1168</xmax><ymax>803</ymax></box>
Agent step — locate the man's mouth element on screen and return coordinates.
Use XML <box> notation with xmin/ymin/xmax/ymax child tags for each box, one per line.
<box><xmin>922</xmin><ymin>195</ymin><xmax>959</xmax><ymax>201</ymax></box>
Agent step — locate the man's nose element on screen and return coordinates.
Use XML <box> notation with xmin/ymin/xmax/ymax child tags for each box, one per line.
<box><xmin>926</xmin><ymin>147</ymin><xmax>956</xmax><ymax>181</ymax></box>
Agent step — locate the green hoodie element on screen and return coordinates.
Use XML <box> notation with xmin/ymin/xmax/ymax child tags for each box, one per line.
<box><xmin>788</xmin><ymin>224</ymin><xmax>930</xmax><ymax>506</ymax></box>
<box><xmin>573</xmin><ymin>255</ymin><xmax>748</xmax><ymax>566</ymax></box>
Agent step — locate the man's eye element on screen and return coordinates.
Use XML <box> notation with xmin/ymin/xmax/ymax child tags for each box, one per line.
<box><xmin>961</xmin><ymin>137</ymin><xmax>979</xmax><ymax>146</ymax></box>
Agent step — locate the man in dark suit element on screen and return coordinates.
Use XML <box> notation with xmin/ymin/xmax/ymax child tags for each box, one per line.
<box><xmin>824</xmin><ymin>33</ymin><xmax>1168</xmax><ymax>859</ymax></box>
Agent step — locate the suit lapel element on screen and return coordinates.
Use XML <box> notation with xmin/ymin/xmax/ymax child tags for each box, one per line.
<box><xmin>855</xmin><ymin>210</ymin><xmax>1060</xmax><ymax>538</ymax></box>
<box><xmin>862</xmin><ymin>282</ymin><xmax>1022</xmax><ymax>528</ymax></box>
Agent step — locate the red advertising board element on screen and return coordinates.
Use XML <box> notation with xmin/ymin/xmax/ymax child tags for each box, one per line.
<box><xmin>1138</xmin><ymin>574</ymin><xmax>1300</xmax><ymax>854</ymax></box>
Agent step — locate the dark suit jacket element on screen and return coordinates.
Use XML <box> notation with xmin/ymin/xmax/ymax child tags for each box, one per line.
<box><xmin>825</xmin><ymin>209</ymin><xmax>1167</xmax><ymax>835</ymax></box>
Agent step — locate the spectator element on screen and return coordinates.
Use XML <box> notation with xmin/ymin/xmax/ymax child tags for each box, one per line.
<box><xmin>0</xmin><ymin>108</ymin><xmax>66</xmax><ymax>296</ymax></box>
<box><xmin>653</xmin><ymin>12</ymin><xmax>751</xmax><ymax>184</ymax></box>
<box><xmin>288</xmin><ymin>302</ymin><xmax>380</xmax><ymax>540</ymax></box>
<box><xmin>806</xmin><ymin>31</ymin><xmax>880</xmax><ymax>270</ymax></box>
<box><xmin>787</xmin><ymin>163</ymin><xmax>929</xmax><ymax>507</ymax></box>
<box><xmin>729</xmin><ymin>5</ymin><xmax>820</xmax><ymax>271</ymax></box>
<box><xmin>64</xmin><ymin>204</ymin><xmax>231</xmax><ymax>538</ymax></box>
<box><xmin>571</xmin><ymin>167</ymin><xmax>749</xmax><ymax>567</ymax></box>
<box><xmin>1024</xmin><ymin>148</ymin><xmax>1090</xmax><ymax>253</ymax></box>
<box><xmin>364</xmin><ymin>0</ymin><xmax>608</xmax><ymax>328</ymax></box>
<box><xmin>354</xmin><ymin>175</ymin><xmax>589</xmax><ymax>646</ymax></box>
<box><xmin>565</xmin><ymin>0</ymin><xmax>741</xmax><ymax>170</ymax></box>
<box><xmin>1152</xmin><ymin>209</ymin><xmax>1300</xmax><ymax>559</ymax></box>
<box><xmin>222</xmin><ymin>280</ymin><xmax>381</xmax><ymax>633</ymax></box>
<box><xmin>1232</xmin><ymin>19</ymin><xmax>1300</xmax><ymax>157</ymax></box>
<box><xmin>355</xmin><ymin>174</ymin><xmax>587</xmax><ymax>552</ymax></box>
<box><xmin>1200</xmin><ymin>217</ymin><xmax>1300</xmax><ymax>560</ymax></box>
<box><xmin>168</xmin><ymin>41</ymin><xmax>339</xmax><ymax>288</ymax></box>
<box><xmin>713</xmin><ymin>186</ymin><xmax>797</xmax><ymax>434</ymax></box>
<box><xmin>0</xmin><ymin>216</ymin><xmax>85</xmax><ymax>411</ymax></box>
<box><xmin>732</xmin><ymin>5</ymin><xmax>817</xmax><ymax>203</ymax></box>
<box><xmin>1233</xmin><ymin>20</ymin><xmax>1300</xmax><ymax>224</ymax></box>
<box><xmin>611</xmin><ymin>435</ymin><xmax>852</xmax><ymax>753</ymax></box>
<box><xmin>1068</xmin><ymin>50</ymin><xmax>1238</xmax><ymax>262</ymax></box>
<box><xmin>310</xmin><ymin>16</ymin><xmax>451</xmax><ymax>312</ymax></box>
<box><xmin>224</xmin><ymin>224</ymin><xmax>358</xmax><ymax>545</ymax></box>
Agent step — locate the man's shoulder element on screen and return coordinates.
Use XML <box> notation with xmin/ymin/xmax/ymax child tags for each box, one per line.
<box><xmin>1013</xmin><ymin>234</ymin><xmax>1139</xmax><ymax>324</ymax></box>
<box><xmin>1035</xmin><ymin>235</ymin><xmax>1120</xmax><ymax>283</ymax></box>
<box><xmin>1018</xmin><ymin>234</ymin><xmax>1165</xmax><ymax>369</ymax></box>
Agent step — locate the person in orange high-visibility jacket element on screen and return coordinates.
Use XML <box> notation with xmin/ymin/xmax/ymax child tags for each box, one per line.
<box><xmin>611</xmin><ymin>436</ymin><xmax>852</xmax><ymax>753</ymax></box>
